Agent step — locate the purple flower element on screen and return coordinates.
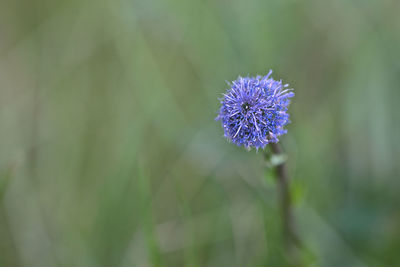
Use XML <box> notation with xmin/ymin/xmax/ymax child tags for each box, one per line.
<box><xmin>216</xmin><ymin>70</ymin><xmax>294</xmax><ymax>150</ymax></box>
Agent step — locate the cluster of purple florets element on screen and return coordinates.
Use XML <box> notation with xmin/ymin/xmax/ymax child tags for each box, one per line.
<box><xmin>216</xmin><ymin>70</ymin><xmax>294</xmax><ymax>150</ymax></box>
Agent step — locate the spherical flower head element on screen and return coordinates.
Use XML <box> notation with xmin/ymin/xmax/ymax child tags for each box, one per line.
<box><xmin>216</xmin><ymin>70</ymin><xmax>294</xmax><ymax>150</ymax></box>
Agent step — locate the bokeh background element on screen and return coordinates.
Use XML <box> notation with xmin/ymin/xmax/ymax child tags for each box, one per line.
<box><xmin>1</xmin><ymin>0</ymin><xmax>400</xmax><ymax>266</ymax></box>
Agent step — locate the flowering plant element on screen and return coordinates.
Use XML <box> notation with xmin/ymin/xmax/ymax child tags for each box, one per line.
<box><xmin>216</xmin><ymin>70</ymin><xmax>302</xmax><ymax>264</ymax></box>
<box><xmin>216</xmin><ymin>70</ymin><xmax>294</xmax><ymax>150</ymax></box>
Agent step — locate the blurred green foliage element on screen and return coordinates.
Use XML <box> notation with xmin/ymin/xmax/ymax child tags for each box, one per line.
<box><xmin>1</xmin><ymin>0</ymin><xmax>399</xmax><ymax>266</ymax></box>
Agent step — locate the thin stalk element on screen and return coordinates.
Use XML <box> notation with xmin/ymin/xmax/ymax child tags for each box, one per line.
<box><xmin>268</xmin><ymin>142</ymin><xmax>302</xmax><ymax>266</ymax></box>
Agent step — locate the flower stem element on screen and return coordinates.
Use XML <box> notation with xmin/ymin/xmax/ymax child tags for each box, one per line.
<box><xmin>269</xmin><ymin>142</ymin><xmax>302</xmax><ymax>266</ymax></box>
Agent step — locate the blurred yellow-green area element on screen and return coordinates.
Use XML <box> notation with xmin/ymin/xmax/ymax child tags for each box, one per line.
<box><xmin>1</xmin><ymin>0</ymin><xmax>400</xmax><ymax>266</ymax></box>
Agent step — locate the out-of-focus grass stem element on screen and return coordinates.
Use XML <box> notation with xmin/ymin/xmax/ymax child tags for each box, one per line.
<box><xmin>138</xmin><ymin>166</ymin><xmax>163</xmax><ymax>267</ymax></box>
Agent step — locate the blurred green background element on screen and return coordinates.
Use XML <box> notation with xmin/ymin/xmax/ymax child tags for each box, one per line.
<box><xmin>1</xmin><ymin>0</ymin><xmax>400</xmax><ymax>266</ymax></box>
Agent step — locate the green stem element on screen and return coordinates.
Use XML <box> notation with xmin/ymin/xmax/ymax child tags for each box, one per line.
<box><xmin>269</xmin><ymin>143</ymin><xmax>302</xmax><ymax>266</ymax></box>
